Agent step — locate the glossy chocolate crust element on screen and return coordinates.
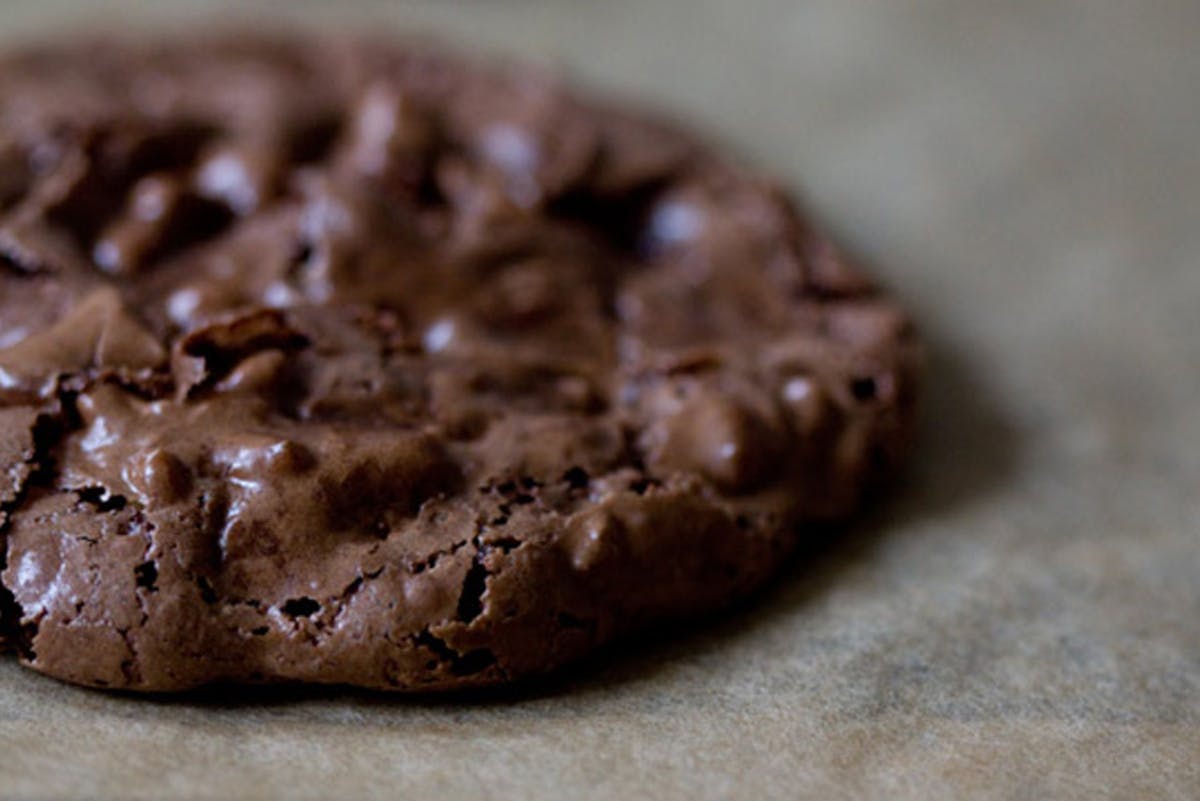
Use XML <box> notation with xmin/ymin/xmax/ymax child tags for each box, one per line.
<box><xmin>0</xmin><ymin>36</ymin><xmax>918</xmax><ymax>691</ymax></box>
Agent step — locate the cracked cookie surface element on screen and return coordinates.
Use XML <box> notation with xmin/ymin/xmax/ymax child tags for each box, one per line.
<box><xmin>0</xmin><ymin>35</ymin><xmax>919</xmax><ymax>691</ymax></box>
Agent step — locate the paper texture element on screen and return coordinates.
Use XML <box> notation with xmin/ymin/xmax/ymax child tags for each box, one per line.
<box><xmin>1</xmin><ymin>2</ymin><xmax>1197</xmax><ymax>798</ymax></box>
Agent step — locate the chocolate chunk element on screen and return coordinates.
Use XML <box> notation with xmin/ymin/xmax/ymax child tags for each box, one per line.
<box><xmin>0</xmin><ymin>288</ymin><xmax>165</xmax><ymax>393</ymax></box>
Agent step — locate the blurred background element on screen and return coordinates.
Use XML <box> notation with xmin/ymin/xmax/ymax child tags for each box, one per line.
<box><xmin>1</xmin><ymin>2</ymin><xmax>1198</xmax><ymax>799</ymax></box>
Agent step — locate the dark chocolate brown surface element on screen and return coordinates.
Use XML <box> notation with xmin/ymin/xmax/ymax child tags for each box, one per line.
<box><xmin>0</xmin><ymin>36</ymin><xmax>918</xmax><ymax>691</ymax></box>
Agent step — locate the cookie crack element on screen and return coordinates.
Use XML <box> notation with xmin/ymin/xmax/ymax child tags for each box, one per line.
<box><xmin>115</xmin><ymin>625</ymin><xmax>142</xmax><ymax>686</ymax></box>
<box><xmin>412</xmin><ymin>628</ymin><xmax>497</xmax><ymax>678</ymax></box>
<box><xmin>323</xmin><ymin>573</ymin><xmax>367</xmax><ymax>631</ymax></box>
<box><xmin>131</xmin><ymin>515</ymin><xmax>158</xmax><ymax>628</ymax></box>
<box><xmin>407</xmin><ymin>538</ymin><xmax>470</xmax><ymax>576</ymax></box>
<box><xmin>455</xmin><ymin>545</ymin><xmax>489</xmax><ymax>624</ymax></box>
<box><xmin>0</xmin><ymin>404</ymin><xmax>71</xmax><ymax>655</ymax></box>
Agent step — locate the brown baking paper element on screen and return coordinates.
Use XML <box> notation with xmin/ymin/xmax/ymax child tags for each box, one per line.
<box><xmin>1</xmin><ymin>1</ymin><xmax>1197</xmax><ymax>798</ymax></box>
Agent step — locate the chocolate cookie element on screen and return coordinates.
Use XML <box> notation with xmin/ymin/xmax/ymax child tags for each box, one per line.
<box><xmin>0</xmin><ymin>36</ymin><xmax>918</xmax><ymax>691</ymax></box>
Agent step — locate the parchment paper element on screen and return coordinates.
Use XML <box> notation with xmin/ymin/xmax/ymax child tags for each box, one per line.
<box><xmin>1</xmin><ymin>2</ymin><xmax>1198</xmax><ymax>798</ymax></box>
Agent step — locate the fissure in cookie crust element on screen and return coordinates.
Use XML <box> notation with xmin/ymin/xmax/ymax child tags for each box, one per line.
<box><xmin>0</xmin><ymin>36</ymin><xmax>918</xmax><ymax>691</ymax></box>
